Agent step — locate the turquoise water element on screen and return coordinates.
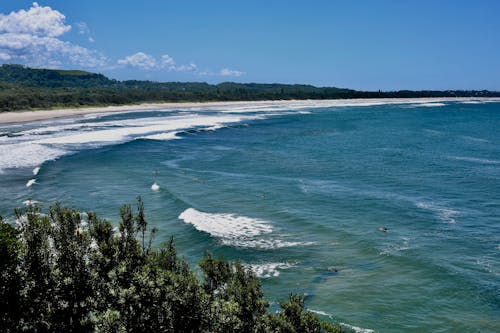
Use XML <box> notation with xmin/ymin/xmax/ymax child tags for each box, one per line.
<box><xmin>1</xmin><ymin>99</ymin><xmax>499</xmax><ymax>332</ymax></box>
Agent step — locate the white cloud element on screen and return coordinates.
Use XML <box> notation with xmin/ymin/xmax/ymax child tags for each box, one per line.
<box><xmin>0</xmin><ymin>3</ymin><xmax>242</xmax><ymax>77</ymax></box>
<box><xmin>76</xmin><ymin>21</ymin><xmax>95</xmax><ymax>43</ymax></box>
<box><xmin>0</xmin><ymin>2</ymin><xmax>70</xmax><ymax>37</ymax></box>
<box><xmin>220</xmin><ymin>68</ymin><xmax>245</xmax><ymax>77</ymax></box>
<box><xmin>161</xmin><ymin>54</ymin><xmax>175</xmax><ymax>67</ymax></box>
<box><xmin>0</xmin><ymin>3</ymin><xmax>107</xmax><ymax>68</ymax></box>
<box><xmin>197</xmin><ymin>68</ymin><xmax>246</xmax><ymax>77</ymax></box>
<box><xmin>175</xmin><ymin>63</ymin><xmax>197</xmax><ymax>72</ymax></box>
<box><xmin>117</xmin><ymin>52</ymin><xmax>157</xmax><ymax>70</ymax></box>
<box><xmin>118</xmin><ymin>52</ymin><xmax>198</xmax><ymax>72</ymax></box>
<box><xmin>75</xmin><ymin>22</ymin><xmax>89</xmax><ymax>35</ymax></box>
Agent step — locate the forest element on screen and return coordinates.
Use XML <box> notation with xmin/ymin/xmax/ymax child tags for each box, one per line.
<box><xmin>1</xmin><ymin>64</ymin><xmax>498</xmax><ymax>111</ymax></box>
<box><xmin>0</xmin><ymin>199</ymin><xmax>342</xmax><ymax>332</ymax></box>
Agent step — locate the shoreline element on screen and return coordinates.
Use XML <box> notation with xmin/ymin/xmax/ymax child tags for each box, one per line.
<box><xmin>0</xmin><ymin>97</ymin><xmax>498</xmax><ymax>124</ymax></box>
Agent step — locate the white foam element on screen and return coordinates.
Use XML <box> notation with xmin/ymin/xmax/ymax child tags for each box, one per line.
<box><xmin>33</xmin><ymin>115</ymin><xmax>248</xmax><ymax>145</ymax></box>
<box><xmin>23</xmin><ymin>199</ymin><xmax>39</xmax><ymax>206</ymax></box>
<box><xmin>179</xmin><ymin>208</ymin><xmax>273</xmax><ymax>240</ymax></box>
<box><xmin>140</xmin><ymin>132</ymin><xmax>180</xmax><ymax>141</ymax></box>
<box><xmin>0</xmin><ymin>142</ymin><xmax>67</xmax><ymax>173</ymax></box>
<box><xmin>379</xmin><ymin>237</ymin><xmax>412</xmax><ymax>256</ymax></box>
<box><xmin>417</xmin><ymin>201</ymin><xmax>457</xmax><ymax>223</ymax></box>
<box><xmin>151</xmin><ymin>183</ymin><xmax>160</xmax><ymax>191</ymax></box>
<box><xmin>246</xmin><ymin>262</ymin><xmax>295</xmax><ymax>278</ymax></box>
<box><xmin>26</xmin><ymin>179</ymin><xmax>37</xmax><ymax>187</ymax></box>
<box><xmin>179</xmin><ymin>208</ymin><xmax>315</xmax><ymax>249</ymax></box>
<box><xmin>460</xmin><ymin>100</ymin><xmax>483</xmax><ymax>104</ymax></box>
<box><xmin>448</xmin><ymin>156</ymin><xmax>500</xmax><ymax>165</ymax></box>
<box><xmin>309</xmin><ymin>309</ymin><xmax>334</xmax><ymax>318</ymax></box>
<box><xmin>0</xmin><ymin>113</ymin><xmax>253</xmax><ymax>173</ymax></box>
<box><xmin>460</xmin><ymin>136</ymin><xmax>488</xmax><ymax>143</ymax></box>
<box><xmin>410</xmin><ymin>102</ymin><xmax>446</xmax><ymax>107</ymax></box>
<box><xmin>423</xmin><ymin>129</ymin><xmax>443</xmax><ymax>136</ymax></box>
<box><xmin>32</xmin><ymin>166</ymin><xmax>41</xmax><ymax>175</ymax></box>
<box><xmin>3</xmin><ymin>98</ymin><xmax>495</xmax><ymax>174</ymax></box>
<box><xmin>226</xmin><ymin>239</ymin><xmax>316</xmax><ymax>249</ymax></box>
<box><xmin>340</xmin><ymin>322</ymin><xmax>375</xmax><ymax>333</ymax></box>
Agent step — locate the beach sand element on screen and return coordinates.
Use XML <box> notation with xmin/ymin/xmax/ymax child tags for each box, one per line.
<box><xmin>0</xmin><ymin>101</ymin><xmax>269</xmax><ymax>124</ymax></box>
<box><xmin>0</xmin><ymin>98</ymin><xmax>498</xmax><ymax>124</ymax></box>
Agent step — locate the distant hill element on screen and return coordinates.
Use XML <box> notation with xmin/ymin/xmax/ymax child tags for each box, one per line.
<box><xmin>0</xmin><ymin>64</ymin><xmax>115</xmax><ymax>88</ymax></box>
<box><xmin>0</xmin><ymin>64</ymin><xmax>498</xmax><ymax>111</ymax></box>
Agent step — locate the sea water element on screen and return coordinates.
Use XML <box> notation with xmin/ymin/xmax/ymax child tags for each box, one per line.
<box><xmin>0</xmin><ymin>99</ymin><xmax>499</xmax><ymax>332</ymax></box>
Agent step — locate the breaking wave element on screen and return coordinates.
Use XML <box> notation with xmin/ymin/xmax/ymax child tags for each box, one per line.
<box><xmin>245</xmin><ymin>262</ymin><xmax>295</xmax><ymax>278</ymax></box>
<box><xmin>178</xmin><ymin>208</ymin><xmax>315</xmax><ymax>249</ymax></box>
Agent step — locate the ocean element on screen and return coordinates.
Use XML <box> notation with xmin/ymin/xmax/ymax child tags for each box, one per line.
<box><xmin>0</xmin><ymin>99</ymin><xmax>499</xmax><ymax>332</ymax></box>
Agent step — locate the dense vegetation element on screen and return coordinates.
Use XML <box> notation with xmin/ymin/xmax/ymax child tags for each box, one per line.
<box><xmin>1</xmin><ymin>64</ymin><xmax>498</xmax><ymax>111</ymax></box>
<box><xmin>0</xmin><ymin>198</ymin><xmax>342</xmax><ymax>332</ymax></box>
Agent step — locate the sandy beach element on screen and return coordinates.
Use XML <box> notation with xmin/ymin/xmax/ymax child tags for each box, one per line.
<box><xmin>1</xmin><ymin>97</ymin><xmax>498</xmax><ymax>124</ymax></box>
<box><xmin>0</xmin><ymin>101</ymin><xmax>271</xmax><ymax>124</ymax></box>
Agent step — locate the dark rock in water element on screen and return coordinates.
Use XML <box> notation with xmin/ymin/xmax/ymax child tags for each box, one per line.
<box><xmin>327</xmin><ymin>266</ymin><xmax>339</xmax><ymax>274</ymax></box>
<box><xmin>312</xmin><ymin>267</ymin><xmax>341</xmax><ymax>283</ymax></box>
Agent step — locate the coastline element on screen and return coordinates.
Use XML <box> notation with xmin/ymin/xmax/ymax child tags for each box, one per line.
<box><xmin>0</xmin><ymin>97</ymin><xmax>498</xmax><ymax>124</ymax></box>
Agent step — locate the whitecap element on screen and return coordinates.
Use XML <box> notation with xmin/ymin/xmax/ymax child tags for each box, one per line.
<box><xmin>178</xmin><ymin>208</ymin><xmax>314</xmax><ymax>249</ymax></box>
<box><xmin>423</xmin><ymin>129</ymin><xmax>442</xmax><ymax>136</ymax></box>
<box><xmin>416</xmin><ymin>201</ymin><xmax>457</xmax><ymax>223</ymax></box>
<box><xmin>32</xmin><ymin>166</ymin><xmax>41</xmax><ymax>175</ymax></box>
<box><xmin>410</xmin><ymin>102</ymin><xmax>446</xmax><ymax>107</ymax></box>
<box><xmin>179</xmin><ymin>208</ymin><xmax>273</xmax><ymax>239</ymax></box>
<box><xmin>245</xmin><ymin>262</ymin><xmax>295</xmax><ymax>278</ymax></box>
<box><xmin>33</xmin><ymin>115</ymin><xmax>248</xmax><ymax>145</ymax></box>
<box><xmin>224</xmin><ymin>238</ymin><xmax>316</xmax><ymax>249</ymax></box>
<box><xmin>460</xmin><ymin>136</ymin><xmax>489</xmax><ymax>143</ymax></box>
<box><xmin>23</xmin><ymin>199</ymin><xmax>40</xmax><ymax>206</ymax></box>
<box><xmin>26</xmin><ymin>179</ymin><xmax>37</xmax><ymax>187</ymax></box>
<box><xmin>0</xmin><ymin>113</ymin><xmax>256</xmax><ymax>172</ymax></box>
<box><xmin>140</xmin><ymin>132</ymin><xmax>180</xmax><ymax>141</ymax></box>
<box><xmin>309</xmin><ymin>309</ymin><xmax>333</xmax><ymax>317</ymax></box>
<box><xmin>448</xmin><ymin>156</ymin><xmax>500</xmax><ymax>165</ymax></box>
<box><xmin>0</xmin><ymin>142</ymin><xmax>67</xmax><ymax>173</ymax></box>
<box><xmin>151</xmin><ymin>183</ymin><xmax>160</xmax><ymax>191</ymax></box>
<box><xmin>340</xmin><ymin>322</ymin><xmax>375</xmax><ymax>333</ymax></box>
<box><xmin>460</xmin><ymin>100</ymin><xmax>483</xmax><ymax>104</ymax></box>
<box><xmin>379</xmin><ymin>237</ymin><xmax>412</xmax><ymax>256</ymax></box>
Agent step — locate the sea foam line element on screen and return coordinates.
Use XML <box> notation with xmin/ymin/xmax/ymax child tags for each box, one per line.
<box><xmin>416</xmin><ymin>201</ymin><xmax>458</xmax><ymax>223</ymax></box>
<box><xmin>26</xmin><ymin>179</ymin><xmax>37</xmax><ymax>187</ymax></box>
<box><xmin>0</xmin><ymin>113</ymin><xmax>253</xmax><ymax>173</ymax></box>
<box><xmin>448</xmin><ymin>156</ymin><xmax>500</xmax><ymax>165</ymax></box>
<box><xmin>245</xmin><ymin>262</ymin><xmax>295</xmax><ymax>278</ymax></box>
<box><xmin>340</xmin><ymin>322</ymin><xmax>375</xmax><ymax>333</ymax></box>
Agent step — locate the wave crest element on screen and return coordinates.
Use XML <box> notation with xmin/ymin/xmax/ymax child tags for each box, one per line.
<box><xmin>179</xmin><ymin>208</ymin><xmax>315</xmax><ymax>249</ymax></box>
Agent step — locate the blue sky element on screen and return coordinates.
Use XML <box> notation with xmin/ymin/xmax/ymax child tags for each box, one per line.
<box><xmin>1</xmin><ymin>1</ymin><xmax>499</xmax><ymax>90</ymax></box>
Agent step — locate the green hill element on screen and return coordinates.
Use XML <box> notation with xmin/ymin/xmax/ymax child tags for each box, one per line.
<box><xmin>0</xmin><ymin>64</ymin><xmax>498</xmax><ymax>112</ymax></box>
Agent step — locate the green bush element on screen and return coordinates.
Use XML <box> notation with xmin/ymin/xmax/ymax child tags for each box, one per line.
<box><xmin>0</xmin><ymin>199</ymin><xmax>340</xmax><ymax>333</ymax></box>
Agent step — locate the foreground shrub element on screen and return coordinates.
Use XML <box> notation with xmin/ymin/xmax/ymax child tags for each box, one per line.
<box><xmin>0</xmin><ymin>199</ymin><xmax>340</xmax><ymax>333</ymax></box>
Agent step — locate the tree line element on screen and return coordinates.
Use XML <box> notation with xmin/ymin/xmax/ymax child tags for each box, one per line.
<box><xmin>1</xmin><ymin>64</ymin><xmax>498</xmax><ymax>112</ymax></box>
<box><xmin>0</xmin><ymin>198</ymin><xmax>342</xmax><ymax>332</ymax></box>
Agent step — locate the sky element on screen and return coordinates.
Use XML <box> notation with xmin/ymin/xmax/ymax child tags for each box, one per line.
<box><xmin>0</xmin><ymin>1</ymin><xmax>499</xmax><ymax>90</ymax></box>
